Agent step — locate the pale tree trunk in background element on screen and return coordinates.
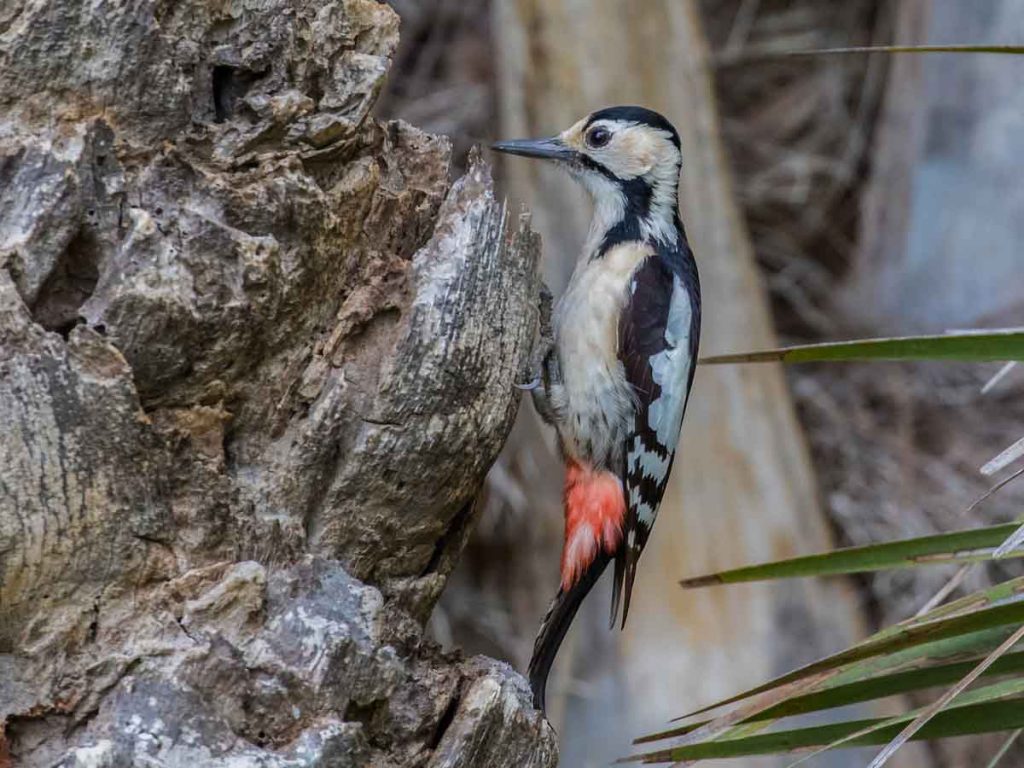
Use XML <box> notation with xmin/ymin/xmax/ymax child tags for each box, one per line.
<box><xmin>846</xmin><ymin>0</ymin><xmax>1024</xmax><ymax>331</ymax></box>
<box><xmin>843</xmin><ymin>0</ymin><xmax>931</xmax><ymax>330</ymax></box>
<box><xmin>494</xmin><ymin>1</ymin><xmax>926</xmax><ymax>765</ymax></box>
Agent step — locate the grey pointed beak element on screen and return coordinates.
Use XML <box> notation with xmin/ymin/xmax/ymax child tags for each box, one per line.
<box><xmin>491</xmin><ymin>137</ymin><xmax>574</xmax><ymax>161</ymax></box>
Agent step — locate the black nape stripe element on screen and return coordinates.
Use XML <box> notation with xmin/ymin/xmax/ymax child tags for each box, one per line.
<box><xmin>585</xmin><ymin>105</ymin><xmax>681</xmax><ymax>151</ymax></box>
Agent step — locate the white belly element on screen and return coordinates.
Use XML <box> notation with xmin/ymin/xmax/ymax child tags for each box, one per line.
<box><xmin>553</xmin><ymin>242</ymin><xmax>651</xmax><ymax>467</ymax></box>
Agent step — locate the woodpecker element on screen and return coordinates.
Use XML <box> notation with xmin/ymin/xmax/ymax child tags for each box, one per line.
<box><xmin>493</xmin><ymin>106</ymin><xmax>701</xmax><ymax>712</ymax></box>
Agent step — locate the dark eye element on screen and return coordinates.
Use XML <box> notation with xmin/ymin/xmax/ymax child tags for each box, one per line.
<box><xmin>586</xmin><ymin>126</ymin><xmax>611</xmax><ymax>148</ymax></box>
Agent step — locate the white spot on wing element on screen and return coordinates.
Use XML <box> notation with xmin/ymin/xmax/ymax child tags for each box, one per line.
<box><xmin>635</xmin><ymin>501</ymin><xmax>656</xmax><ymax>527</ymax></box>
<box><xmin>647</xmin><ymin>277</ymin><xmax>693</xmax><ymax>446</ymax></box>
<box><xmin>638</xmin><ymin>456</ymin><xmax>669</xmax><ymax>489</ymax></box>
<box><xmin>628</xmin><ymin>437</ymin><xmax>671</xmax><ymax>491</ymax></box>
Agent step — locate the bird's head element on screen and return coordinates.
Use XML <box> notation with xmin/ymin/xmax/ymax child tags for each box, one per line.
<box><xmin>493</xmin><ymin>106</ymin><xmax>682</xmax><ymax>246</ymax></box>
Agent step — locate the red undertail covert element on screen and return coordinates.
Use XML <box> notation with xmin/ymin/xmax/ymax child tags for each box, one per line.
<box><xmin>561</xmin><ymin>458</ymin><xmax>626</xmax><ymax>590</ymax></box>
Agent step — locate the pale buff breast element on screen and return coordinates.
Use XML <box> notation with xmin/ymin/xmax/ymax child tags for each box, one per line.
<box><xmin>552</xmin><ymin>242</ymin><xmax>651</xmax><ymax>468</ymax></box>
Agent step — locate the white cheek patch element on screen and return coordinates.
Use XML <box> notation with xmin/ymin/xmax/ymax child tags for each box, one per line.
<box><xmin>600</xmin><ymin>131</ymin><xmax>656</xmax><ymax>178</ymax></box>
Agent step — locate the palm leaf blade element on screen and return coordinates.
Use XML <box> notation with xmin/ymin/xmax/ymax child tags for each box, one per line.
<box><xmin>627</xmin><ymin>698</ymin><xmax>1024</xmax><ymax>763</ymax></box>
<box><xmin>789</xmin><ymin>45</ymin><xmax>1024</xmax><ymax>56</ymax></box>
<box><xmin>681</xmin><ymin>523</ymin><xmax>1022</xmax><ymax>587</ymax></box>
<box><xmin>666</xmin><ymin>577</ymin><xmax>1024</xmax><ymax>723</ymax></box>
<box><xmin>701</xmin><ymin>329</ymin><xmax>1024</xmax><ymax>365</ymax></box>
<box><xmin>637</xmin><ymin>650</ymin><xmax>1024</xmax><ymax>745</ymax></box>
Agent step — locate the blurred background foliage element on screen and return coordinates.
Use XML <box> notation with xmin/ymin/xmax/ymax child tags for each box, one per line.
<box><xmin>378</xmin><ymin>0</ymin><xmax>1024</xmax><ymax>765</ymax></box>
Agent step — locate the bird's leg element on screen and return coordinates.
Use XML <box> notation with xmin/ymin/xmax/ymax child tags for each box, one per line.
<box><xmin>530</xmin><ymin>347</ymin><xmax>561</xmax><ymax>426</ymax></box>
<box><xmin>515</xmin><ymin>284</ymin><xmax>562</xmax><ymax>426</ymax></box>
<box><xmin>515</xmin><ymin>284</ymin><xmax>554</xmax><ymax>390</ymax></box>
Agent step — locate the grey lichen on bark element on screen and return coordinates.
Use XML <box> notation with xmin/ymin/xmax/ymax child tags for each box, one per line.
<box><xmin>0</xmin><ymin>1</ymin><xmax>553</xmax><ymax>766</ymax></box>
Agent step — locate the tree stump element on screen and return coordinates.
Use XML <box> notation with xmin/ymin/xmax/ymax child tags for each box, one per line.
<box><xmin>0</xmin><ymin>1</ymin><xmax>554</xmax><ymax>765</ymax></box>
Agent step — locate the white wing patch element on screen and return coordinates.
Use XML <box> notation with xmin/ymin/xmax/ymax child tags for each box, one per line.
<box><xmin>647</xmin><ymin>277</ymin><xmax>693</xmax><ymax>446</ymax></box>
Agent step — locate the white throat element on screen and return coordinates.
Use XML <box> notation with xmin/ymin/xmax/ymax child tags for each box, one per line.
<box><xmin>582</xmin><ymin>178</ymin><xmax>626</xmax><ymax>257</ymax></box>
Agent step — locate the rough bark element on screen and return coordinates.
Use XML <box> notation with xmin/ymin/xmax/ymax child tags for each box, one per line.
<box><xmin>490</xmin><ymin>1</ymin><xmax>920</xmax><ymax>764</ymax></box>
<box><xmin>0</xmin><ymin>1</ymin><xmax>555</xmax><ymax>766</ymax></box>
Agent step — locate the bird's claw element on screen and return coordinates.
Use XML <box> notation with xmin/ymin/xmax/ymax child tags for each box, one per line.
<box><xmin>514</xmin><ymin>376</ymin><xmax>541</xmax><ymax>391</ymax></box>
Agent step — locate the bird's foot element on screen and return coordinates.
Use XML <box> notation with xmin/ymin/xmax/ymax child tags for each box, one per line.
<box><xmin>514</xmin><ymin>376</ymin><xmax>541</xmax><ymax>391</ymax></box>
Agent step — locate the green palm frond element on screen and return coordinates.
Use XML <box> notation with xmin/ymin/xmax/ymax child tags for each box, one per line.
<box><xmin>701</xmin><ymin>329</ymin><xmax>1024</xmax><ymax>365</ymax></box>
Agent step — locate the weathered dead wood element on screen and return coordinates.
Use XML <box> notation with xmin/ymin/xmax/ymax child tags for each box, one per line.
<box><xmin>0</xmin><ymin>1</ymin><xmax>554</xmax><ymax>765</ymax></box>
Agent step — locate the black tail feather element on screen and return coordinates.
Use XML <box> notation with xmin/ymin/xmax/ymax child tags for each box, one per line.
<box><xmin>609</xmin><ymin>548</ymin><xmax>625</xmax><ymax>629</ymax></box>
<box><xmin>620</xmin><ymin>541</ymin><xmax>640</xmax><ymax>630</ymax></box>
<box><xmin>528</xmin><ymin>553</ymin><xmax>612</xmax><ymax>713</ymax></box>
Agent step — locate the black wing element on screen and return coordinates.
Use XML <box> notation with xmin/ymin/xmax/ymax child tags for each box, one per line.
<box><xmin>614</xmin><ymin>240</ymin><xmax>700</xmax><ymax>627</ymax></box>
